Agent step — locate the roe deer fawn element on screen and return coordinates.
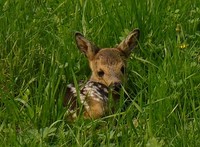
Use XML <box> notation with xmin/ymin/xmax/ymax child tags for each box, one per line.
<box><xmin>64</xmin><ymin>28</ymin><xmax>140</xmax><ymax>121</ymax></box>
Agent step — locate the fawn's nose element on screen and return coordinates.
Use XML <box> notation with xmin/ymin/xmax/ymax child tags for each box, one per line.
<box><xmin>111</xmin><ymin>82</ymin><xmax>122</xmax><ymax>92</ymax></box>
<box><xmin>113</xmin><ymin>82</ymin><xmax>121</xmax><ymax>87</ymax></box>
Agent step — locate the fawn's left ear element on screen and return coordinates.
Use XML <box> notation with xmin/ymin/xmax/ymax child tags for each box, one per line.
<box><xmin>75</xmin><ymin>32</ymin><xmax>99</xmax><ymax>60</ymax></box>
<box><xmin>117</xmin><ymin>29</ymin><xmax>140</xmax><ymax>57</ymax></box>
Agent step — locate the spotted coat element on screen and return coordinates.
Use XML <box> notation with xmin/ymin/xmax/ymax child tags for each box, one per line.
<box><xmin>64</xmin><ymin>81</ymin><xmax>112</xmax><ymax>120</ymax></box>
<box><xmin>63</xmin><ymin>28</ymin><xmax>140</xmax><ymax>121</ymax></box>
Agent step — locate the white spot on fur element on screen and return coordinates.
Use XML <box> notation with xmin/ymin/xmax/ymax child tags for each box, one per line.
<box><xmin>66</xmin><ymin>81</ymin><xmax>109</xmax><ymax>116</ymax></box>
<box><xmin>103</xmin><ymin>88</ymin><xmax>108</xmax><ymax>93</ymax></box>
<box><xmin>72</xmin><ymin>112</ymin><xmax>77</xmax><ymax>118</ymax></box>
<box><xmin>67</xmin><ymin>84</ymin><xmax>73</xmax><ymax>88</ymax></box>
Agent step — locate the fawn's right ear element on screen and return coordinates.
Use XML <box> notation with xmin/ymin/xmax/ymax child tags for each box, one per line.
<box><xmin>75</xmin><ymin>33</ymin><xmax>99</xmax><ymax>60</ymax></box>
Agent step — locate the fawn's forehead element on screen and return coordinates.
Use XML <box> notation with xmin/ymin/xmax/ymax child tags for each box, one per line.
<box><xmin>94</xmin><ymin>48</ymin><xmax>125</xmax><ymax>64</ymax></box>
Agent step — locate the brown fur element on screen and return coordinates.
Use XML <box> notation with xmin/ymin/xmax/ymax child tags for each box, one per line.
<box><xmin>65</xmin><ymin>28</ymin><xmax>140</xmax><ymax>120</ymax></box>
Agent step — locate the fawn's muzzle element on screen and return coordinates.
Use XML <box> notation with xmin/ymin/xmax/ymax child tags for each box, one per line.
<box><xmin>110</xmin><ymin>82</ymin><xmax>122</xmax><ymax>92</ymax></box>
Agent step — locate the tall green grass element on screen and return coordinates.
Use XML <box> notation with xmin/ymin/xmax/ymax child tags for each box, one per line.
<box><xmin>0</xmin><ymin>0</ymin><xmax>200</xmax><ymax>146</ymax></box>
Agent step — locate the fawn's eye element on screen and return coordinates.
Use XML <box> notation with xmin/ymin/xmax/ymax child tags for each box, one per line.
<box><xmin>97</xmin><ymin>70</ymin><xmax>104</xmax><ymax>77</ymax></box>
<box><xmin>121</xmin><ymin>66</ymin><xmax>125</xmax><ymax>74</ymax></box>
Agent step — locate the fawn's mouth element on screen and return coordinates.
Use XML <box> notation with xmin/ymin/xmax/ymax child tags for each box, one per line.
<box><xmin>114</xmin><ymin>85</ymin><xmax>121</xmax><ymax>92</ymax></box>
<box><xmin>109</xmin><ymin>83</ymin><xmax>122</xmax><ymax>93</ymax></box>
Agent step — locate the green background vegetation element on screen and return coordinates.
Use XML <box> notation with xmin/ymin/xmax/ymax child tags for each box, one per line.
<box><xmin>0</xmin><ymin>0</ymin><xmax>200</xmax><ymax>146</ymax></box>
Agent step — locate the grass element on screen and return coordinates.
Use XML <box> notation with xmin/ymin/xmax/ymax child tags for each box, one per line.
<box><xmin>0</xmin><ymin>0</ymin><xmax>200</xmax><ymax>146</ymax></box>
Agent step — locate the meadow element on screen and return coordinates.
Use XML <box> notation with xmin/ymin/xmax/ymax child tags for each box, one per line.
<box><xmin>0</xmin><ymin>0</ymin><xmax>200</xmax><ymax>146</ymax></box>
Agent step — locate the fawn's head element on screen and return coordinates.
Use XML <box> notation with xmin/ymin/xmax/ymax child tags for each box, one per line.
<box><xmin>75</xmin><ymin>29</ymin><xmax>140</xmax><ymax>89</ymax></box>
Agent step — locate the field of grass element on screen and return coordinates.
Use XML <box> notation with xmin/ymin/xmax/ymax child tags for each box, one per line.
<box><xmin>0</xmin><ymin>0</ymin><xmax>200</xmax><ymax>146</ymax></box>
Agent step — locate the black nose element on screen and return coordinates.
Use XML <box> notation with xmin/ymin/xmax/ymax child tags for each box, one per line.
<box><xmin>113</xmin><ymin>82</ymin><xmax>121</xmax><ymax>87</ymax></box>
<box><xmin>113</xmin><ymin>82</ymin><xmax>122</xmax><ymax>91</ymax></box>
